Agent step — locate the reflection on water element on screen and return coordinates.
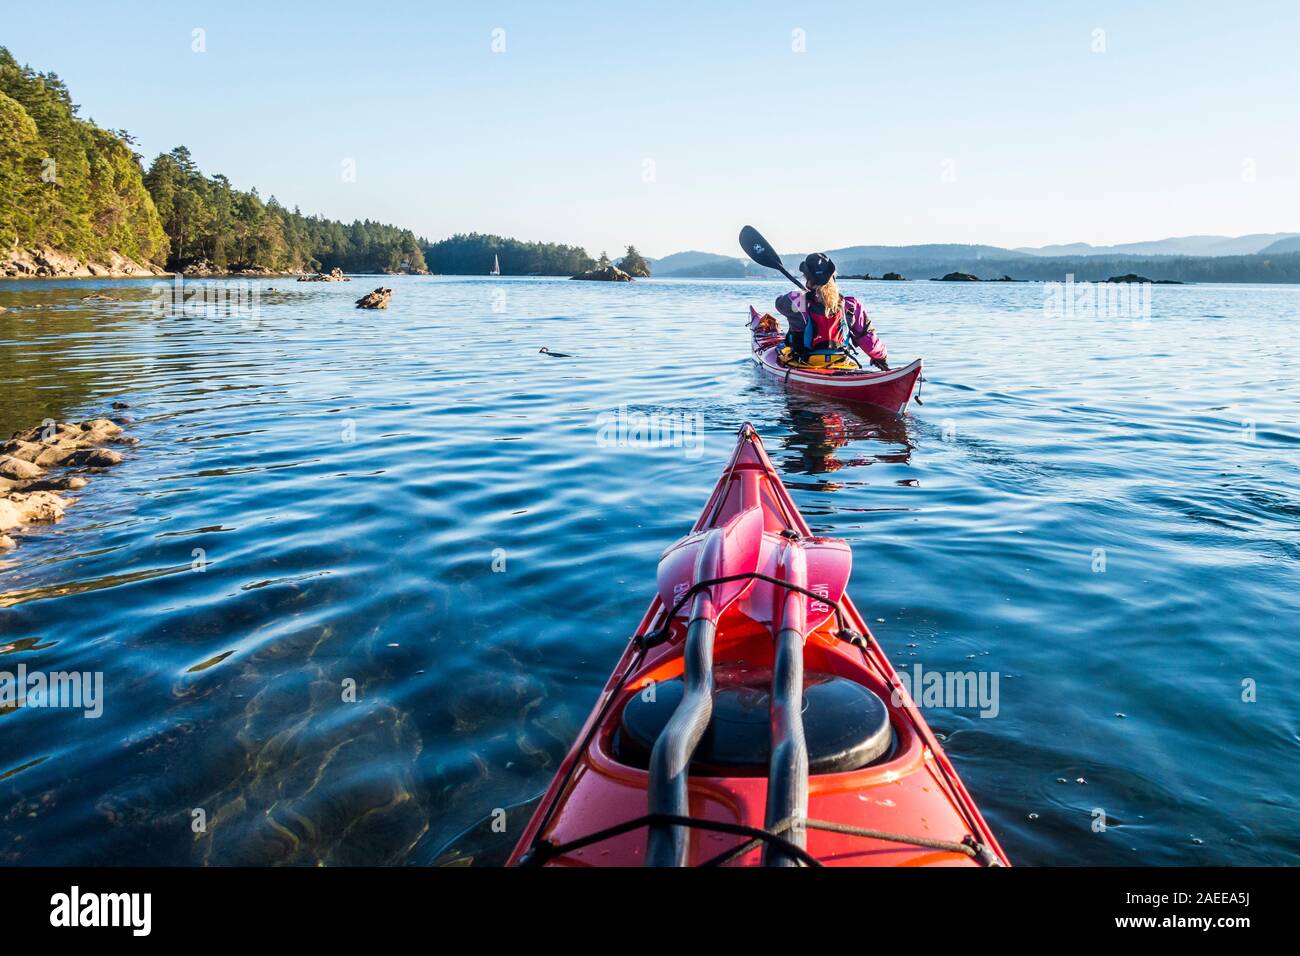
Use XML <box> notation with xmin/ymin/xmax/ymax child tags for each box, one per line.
<box><xmin>779</xmin><ymin>394</ymin><xmax>915</xmax><ymax>484</ymax></box>
<box><xmin>2</xmin><ymin>276</ymin><xmax>1299</xmax><ymax>866</ymax></box>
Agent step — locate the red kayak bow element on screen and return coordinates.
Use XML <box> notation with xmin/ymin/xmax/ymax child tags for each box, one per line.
<box><xmin>509</xmin><ymin>424</ymin><xmax>1007</xmax><ymax>867</ymax></box>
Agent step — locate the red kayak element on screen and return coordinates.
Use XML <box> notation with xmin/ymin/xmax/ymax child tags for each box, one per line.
<box><xmin>748</xmin><ymin>306</ymin><xmax>923</xmax><ymax>414</ymax></box>
<box><xmin>509</xmin><ymin>424</ymin><xmax>1008</xmax><ymax>867</ymax></box>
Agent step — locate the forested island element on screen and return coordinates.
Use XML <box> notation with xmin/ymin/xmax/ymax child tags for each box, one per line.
<box><xmin>1</xmin><ymin>47</ymin><xmax>640</xmax><ymax>280</ymax></box>
<box><xmin>1</xmin><ymin>47</ymin><xmax>429</xmax><ymax>277</ymax></box>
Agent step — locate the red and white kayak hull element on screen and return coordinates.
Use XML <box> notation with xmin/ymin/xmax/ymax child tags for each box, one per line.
<box><xmin>748</xmin><ymin>306</ymin><xmax>922</xmax><ymax>413</ymax></box>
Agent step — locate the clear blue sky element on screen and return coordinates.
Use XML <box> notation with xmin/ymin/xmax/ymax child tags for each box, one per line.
<box><xmin>6</xmin><ymin>0</ymin><xmax>1299</xmax><ymax>257</ymax></box>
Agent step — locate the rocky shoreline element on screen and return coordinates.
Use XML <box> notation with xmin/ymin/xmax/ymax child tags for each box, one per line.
<box><xmin>0</xmin><ymin>412</ymin><xmax>134</xmax><ymax>552</ymax></box>
<box><xmin>1</xmin><ymin>245</ymin><xmax>167</xmax><ymax>279</ymax></box>
<box><xmin>0</xmin><ymin>249</ymin><xmax>433</xmax><ymax>282</ymax></box>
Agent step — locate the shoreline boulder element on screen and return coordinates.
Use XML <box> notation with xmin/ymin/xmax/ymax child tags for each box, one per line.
<box><xmin>0</xmin><ymin>414</ymin><xmax>133</xmax><ymax>548</ymax></box>
<box><xmin>1</xmin><ymin>245</ymin><xmax>164</xmax><ymax>279</ymax></box>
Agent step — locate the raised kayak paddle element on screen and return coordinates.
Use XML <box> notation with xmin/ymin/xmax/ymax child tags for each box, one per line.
<box><xmin>739</xmin><ymin>225</ymin><xmax>807</xmax><ymax>290</ymax></box>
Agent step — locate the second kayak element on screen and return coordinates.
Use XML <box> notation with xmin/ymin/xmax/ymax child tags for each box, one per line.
<box><xmin>509</xmin><ymin>424</ymin><xmax>1007</xmax><ymax>867</ymax></box>
<box><xmin>748</xmin><ymin>306</ymin><xmax>923</xmax><ymax>413</ymax></box>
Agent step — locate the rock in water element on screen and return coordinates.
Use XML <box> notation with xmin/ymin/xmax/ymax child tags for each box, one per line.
<box><xmin>0</xmin><ymin>413</ymin><xmax>133</xmax><ymax>546</ymax></box>
<box><xmin>571</xmin><ymin>265</ymin><xmax>634</xmax><ymax>282</ymax></box>
<box><xmin>298</xmin><ymin>267</ymin><xmax>350</xmax><ymax>282</ymax></box>
<box><xmin>882</xmin><ymin>272</ymin><xmax>905</xmax><ymax>281</ymax></box>
<box><xmin>355</xmin><ymin>288</ymin><xmax>393</xmax><ymax>309</ymax></box>
<box><xmin>939</xmin><ymin>272</ymin><xmax>980</xmax><ymax>281</ymax></box>
<box><xmin>0</xmin><ymin>457</ymin><xmax>42</xmax><ymax>481</ymax></box>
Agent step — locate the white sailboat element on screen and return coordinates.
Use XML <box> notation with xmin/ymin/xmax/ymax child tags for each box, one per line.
<box><xmin>490</xmin><ymin>254</ymin><xmax>500</xmax><ymax>276</ymax></box>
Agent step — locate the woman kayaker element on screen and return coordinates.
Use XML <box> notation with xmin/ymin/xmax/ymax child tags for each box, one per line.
<box><xmin>775</xmin><ymin>253</ymin><xmax>890</xmax><ymax>370</ymax></box>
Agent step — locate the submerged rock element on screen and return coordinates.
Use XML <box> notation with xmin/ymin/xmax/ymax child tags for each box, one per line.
<box><xmin>355</xmin><ymin>287</ymin><xmax>392</xmax><ymax>309</ymax></box>
<box><xmin>22</xmin><ymin>475</ymin><xmax>89</xmax><ymax>492</ymax></box>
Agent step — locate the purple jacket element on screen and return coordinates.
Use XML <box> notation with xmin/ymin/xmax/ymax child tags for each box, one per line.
<box><xmin>774</xmin><ymin>291</ymin><xmax>889</xmax><ymax>361</ymax></box>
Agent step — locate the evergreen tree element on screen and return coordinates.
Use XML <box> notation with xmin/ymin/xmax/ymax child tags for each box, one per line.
<box><xmin>1</xmin><ymin>46</ymin><xmax>167</xmax><ymax>266</ymax></box>
<box><xmin>618</xmin><ymin>245</ymin><xmax>650</xmax><ymax>277</ymax></box>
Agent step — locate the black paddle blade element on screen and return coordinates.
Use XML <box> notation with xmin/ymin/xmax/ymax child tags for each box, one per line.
<box><xmin>739</xmin><ymin>225</ymin><xmax>783</xmax><ymax>270</ymax></box>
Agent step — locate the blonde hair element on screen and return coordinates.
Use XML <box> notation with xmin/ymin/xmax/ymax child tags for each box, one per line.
<box><xmin>812</xmin><ymin>276</ymin><xmax>842</xmax><ymax>316</ymax></box>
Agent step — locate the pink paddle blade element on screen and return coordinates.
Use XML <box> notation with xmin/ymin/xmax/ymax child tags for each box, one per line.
<box><xmin>748</xmin><ymin>533</ymin><xmax>852</xmax><ymax>633</ymax></box>
<box><xmin>656</xmin><ymin>505</ymin><xmax>764</xmax><ymax>618</ymax></box>
<box><xmin>801</xmin><ymin>536</ymin><xmax>852</xmax><ymax>631</ymax></box>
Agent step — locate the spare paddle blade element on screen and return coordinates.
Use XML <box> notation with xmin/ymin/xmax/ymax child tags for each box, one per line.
<box><xmin>656</xmin><ymin>505</ymin><xmax>764</xmax><ymax>619</ymax></box>
<box><xmin>739</xmin><ymin>225</ymin><xmax>784</xmax><ymax>271</ymax></box>
<box><xmin>801</xmin><ymin>536</ymin><xmax>852</xmax><ymax>631</ymax></box>
<box><xmin>749</xmin><ymin>534</ymin><xmax>852</xmax><ymax>634</ymax></box>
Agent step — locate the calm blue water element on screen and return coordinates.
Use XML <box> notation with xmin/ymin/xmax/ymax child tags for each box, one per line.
<box><xmin>1</xmin><ymin>275</ymin><xmax>1297</xmax><ymax>866</ymax></box>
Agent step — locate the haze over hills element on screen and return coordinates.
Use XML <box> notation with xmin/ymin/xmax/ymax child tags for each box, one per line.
<box><xmin>646</xmin><ymin>232</ymin><xmax>1300</xmax><ymax>283</ymax></box>
<box><xmin>645</xmin><ymin>250</ymin><xmax>744</xmax><ymax>274</ymax></box>
<box><xmin>1013</xmin><ymin>233</ymin><xmax>1300</xmax><ymax>258</ymax></box>
<box><xmin>1260</xmin><ymin>236</ymin><xmax>1300</xmax><ymax>255</ymax></box>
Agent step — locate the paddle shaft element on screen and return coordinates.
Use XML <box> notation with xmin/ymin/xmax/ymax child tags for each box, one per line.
<box><xmin>645</xmin><ymin>508</ymin><xmax>765</xmax><ymax>867</ymax></box>
<box><xmin>774</xmin><ymin>262</ymin><xmax>807</xmax><ymax>291</ymax></box>
<box><xmin>763</xmin><ymin>543</ymin><xmax>810</xmax><ymax>866</ymax></box>
<box><xmin>645</xmin><ymin>603</ymin><xmax>717</xmax><ymax>867</ymax></box>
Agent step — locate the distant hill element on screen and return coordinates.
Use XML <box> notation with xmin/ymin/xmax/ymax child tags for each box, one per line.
<box><xmin>891</xmin><ymin>252</ymin><xmax>1300</xmax><ymax>283</ymax></box>
<box><xmin>825</xmin><ymin>243</ymin><xmax>1033</xmax><ymax>264</ymax></box>
<box><xmin>1014</xmin><ymin>233</ymin><xmax>1300</xmax><ymax>257</ymax></box>
<box><xmin>648</xmin><ymin>250</ymin><xmax>748</xmax><ymax>275</ymax></box>
<box><xmin>653</xmin><ymin>248</ymin><xmax>1300</xmax><ymax>283</ymax></box>
<box><xmin>660</xmin><ymin>259</ymin><xmax>754</xmax><ymax>279</ymax></box>
<box><xmin>1259</xmin><ymin>236</ymin><xmax>1300</xmax><ymax>255</ymax></box>
<box><xmin>650</xmin><ymin>232</ymin><xmax>1300</xmax><ymax>282</ymax></box>
<box><xmin>652</xmin><ymin>244</ymin><xmax>1033</xmax><ymax>278</ymax></box>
